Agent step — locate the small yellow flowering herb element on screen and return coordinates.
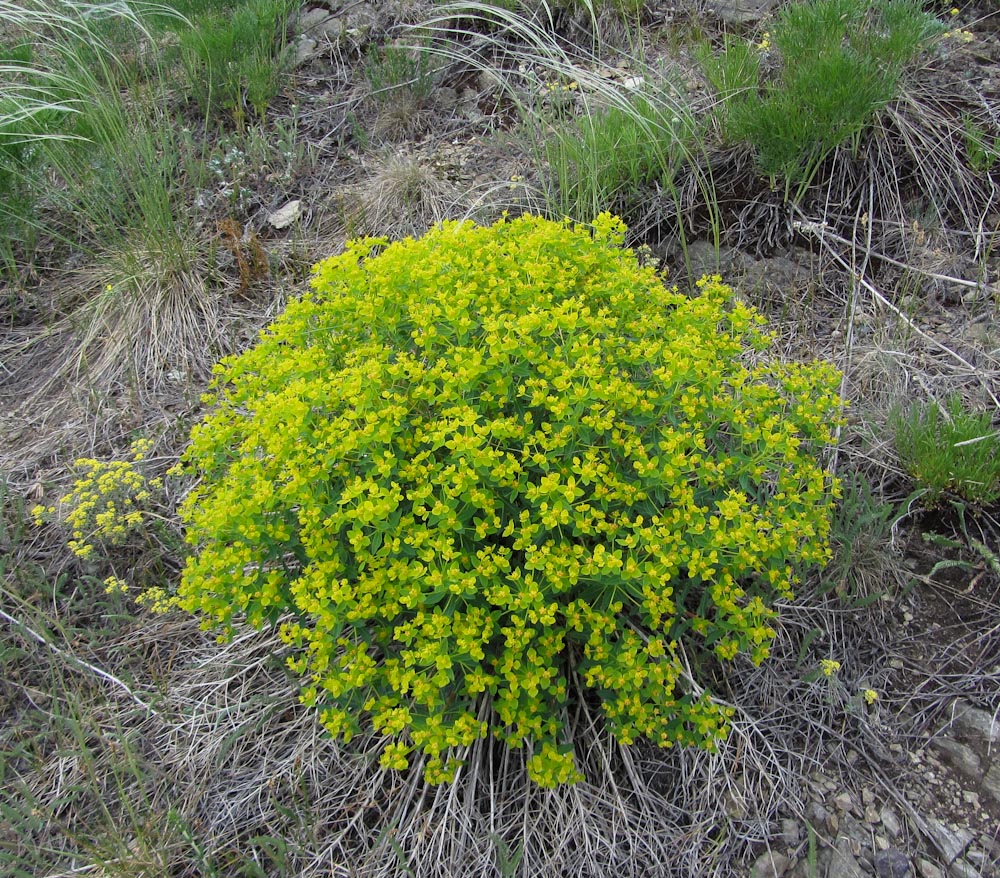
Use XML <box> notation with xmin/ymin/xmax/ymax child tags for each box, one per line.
<box><xmin>862</xmin><ymin>688</ymin><xmax>879</xmax><ymax>705</ymax></box>
<box><xmin>34</xmin><ymin>438</ymin><xmax>160</xmax><ymax>559</ymax></box>
<box><xmin>178</xmin><ymin>214</ymin><xmax>843</xmax><ymax>787</ymax></box>
<box><xmin>103</xmin><ymin>575</ymin><xmax>130</xmax><ymax>595</ymax></box>
<box><xmin>819</xmin><ymin>659</ymin><xmax>842</xmax><ymax>677</ymax></box>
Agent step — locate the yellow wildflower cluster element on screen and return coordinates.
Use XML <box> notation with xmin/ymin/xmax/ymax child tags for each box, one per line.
<box><xmin>942</xmin><ymin>28</ymin><xmax>974</xmax><ymax>43</ymax></box>
<box><xmin>819</xmin><ymin>658</ymin><xmax>842</xmax><ymax>677</ymax></box>
<box><xmin>34</xmin><ymin>438</ymin><xmax>161</xmax><ymax>559</ymax></box>
<box><xmin>179</xmin><ymin>213</ymin><xmax>843</xmax><ymax>787</ymax></box>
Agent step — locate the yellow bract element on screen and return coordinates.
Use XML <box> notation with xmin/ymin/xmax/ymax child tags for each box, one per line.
<box><xmin>178</xmin><ymin>214</ymin><xmax>843</xmax><ymax>787</ymax></box>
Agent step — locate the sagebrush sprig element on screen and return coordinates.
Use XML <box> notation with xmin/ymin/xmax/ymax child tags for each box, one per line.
<box><xmin>179</xmin><ymin>213</ymin><xmax>843</xmax><ymax>786</ymax></box>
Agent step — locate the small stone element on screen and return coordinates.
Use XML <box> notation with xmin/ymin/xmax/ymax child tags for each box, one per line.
<box><xmin>808</xmin><ymin>802</ymin><xmax>830</xmax><ymax>824</ymax></box>
<box><xmin>865</xmin><ymin>804</ymin><xmax>880</xmax><ymax>824</ymax></box>
<box><xmin>983</xmin><ymin>762</ymin><xmax>1000</xmax><ymax>805</ymax></box>
<box><xmin>751</xmin><ymin>850</ymin><xmax>792</xmax><ymax>878</ymax></box>
<box><xmin>782</xmin><ymin>819</ymin><xmax>802</xmax><ymax>848</ymax></box>
<box><xmin>875</xmin><ymin>850</ymin><xmax>912</xmax><ymax>878</ymax></box>
<box><xmin>875</xmin><ymin>837</ymin><xmax>890</xmax><ymax>852</ymax></box>
<box><xmin>924</xmin><ymin>818</ymin><xmax>973</xmax><ymax>863</ymax></box>
<box><xmin>929</xmin><ymin>736</ymin><xmax>982</xmax><ymax>780</ymax></box>
<box><xmin>947</xmin><ymin>860</ymin><xmax>981</xmax><ymax>878</ymax></box>
<box><xmin>294</xmin><ymin>36</ymin><xmax>319</xmax><ymax>65</ymax></box>
<box><xmin>880</xmin><ymin>806</ymin><xmax>901</xmax><ymax>838</ymax></box>
<box><xmin>827</xmin><ymin>836</ymin><xmax>865</xmax><ymax>878</ymax></box>
<box><xmin>267</xmin><ymin>199</ymin><xmax>303</xmax><ymax>230</ymax></box>
<box><xmin>840</xmin><ymin>816</ymin><xmax>866</xmax><ymax>850</ymax></box>
<box><xmin>835</xmin><ymin>792</ymin><xmax>856</xmax><ymax>813</ymax></box>
<box><xmin>297</xmin><ymin>7</ymin><xmax>334</xmax><ymax>31</ymax></box>
<box><xmin>705</xmin><ymin>0</ymin><xmax>777</xmax><ymax>28</ymax></box>
<box><xmin>862</xmin><ymin>788</ymin><xmax>875</xmax><ymax>806</ymax></box>
<box><xmin>954</xmin><ymin>701</ymin><xmax>1000</xmax><ymax>744</ymax></box>
<box><xmin>916</xmin><ymin>860</ymin><xmax>942</xmax><ymax>878</ymax></box>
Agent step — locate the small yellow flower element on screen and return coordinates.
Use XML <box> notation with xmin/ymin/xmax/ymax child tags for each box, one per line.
<box><xmin>862</xmin><ymin>688</ymin><xmax>878</xmax><ymax>705</ymax></box>
<box><xmin>104</xmin><ymin>575</ymin><xmax>129</xmax><ymax>595</ymax></box>
<box><xmin>819</xmin><ymin>659</ymin><xmax>841</xmax><ymax>677</ymax></box>
<box><xmin>950</xmin><ymin>7</ymin><xmax>959</xmax><ymax>15</ymax></box>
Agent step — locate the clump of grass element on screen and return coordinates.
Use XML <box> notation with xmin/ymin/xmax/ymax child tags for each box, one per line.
<box><xmin>962</xmin><ymin>112</ymin><xmax>1000</xmax><ymax>174</ymax></box>
<box><xmin>174</xmin><ymin>0</ymin><xmax>296</xmax><ymax>129</ymax></box>
<box><xmin>702</xmin><ymin>0</ymin><xmax>945</xmax><ymax>197</ymax></box>
<box><xmin>892</xmin><ymin>395</ymin><xmax>1000</xmax><ymax>506</ymax></box>
<box><xmin>543</xmin><ymin>90</ymin><xmax>693</xmax><ymax>223</ymax></box>
<box><xmin>420</xmin><ymin>1</ymin><xmax>713</xmax><ymax>246</ymax></box>
<box><xmin>697</xmin><ymin>33</ymin><xmax>759</xmax><ymax>115</ymax></box>
<box><xmin>352</xmin><ymin>151</ymin><xmax>459</xmax><ymax>237</ymax></box>
<box><xmin>821</xmin><ymin>472</ymin><xmax>901</xmax><ymax>602</ymax></box>
<box><xmin>363</xmin><ymin>42</ymin><xmax>438</xmax><ymax>140</ymax></box>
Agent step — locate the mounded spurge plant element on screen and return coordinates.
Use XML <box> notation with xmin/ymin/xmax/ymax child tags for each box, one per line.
<box><xmin>178</xmin><ymin>213</ymin><xmax>843</xmax><ymax>786</ymax></box>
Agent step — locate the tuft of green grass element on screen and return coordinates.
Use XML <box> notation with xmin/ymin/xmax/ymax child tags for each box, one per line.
<box><xmin>543</xmin><ymin>90</ymin><xmax>694</xmax><ymax>224</ymax></box>
<box><xmin>363</xmin><ymin>41</ymin><xmax>439</xmax><ymax>140</ymax></box>
<box><xmin>962</xmin><ymin>112</ymin><xmax>1000</xmax><ymax>173</ymax></box>
<box><xmin>701</xmin><ymin>0</ymin><xmax>945</xmax><ymax>197</ymax></box>
<box><xmin>821</xmin><ymin>472</ymin><xmax>901</xmax><ymax>603</ymax></box>
<box><xmin>173</xmin><ymin>0</ymin><xmax>297</xmax><ymax>129</ymax></box>
<box><xmin>420</xmin><ymin>2</ymin><xmax>716</xmax><ymax>252</ymax></box>
<box><xmin>892</xmin><ymin>395</ymin><xmax>1000</xmax><ymax>506</ymax></box>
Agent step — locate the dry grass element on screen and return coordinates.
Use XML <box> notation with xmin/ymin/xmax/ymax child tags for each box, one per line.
<box><xmin>0</xmin><ymin>610</ymin><xmax>806</xmax><ymax>878</ymax></box>
<box><xmin>345</xmin><ymin>151</ymin><xmax>463</xmax><ymax>239</ymax></box>
<box><xmin>0</xmin><ymin>240</ymin><xmax>228</xmax><ymax>479</ymax></box>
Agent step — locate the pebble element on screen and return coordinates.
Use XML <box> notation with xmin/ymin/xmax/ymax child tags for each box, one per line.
<box><xmin>782</xmin><ymin>818</ymin><xmax>802</xmax><ymax>848</ymax></box>
<box><xmin>835</xmin><ymin>792</ymin><xmax>856</xmax><ymax>813</ymax></box>
<box><xmin>875</xmin><ymin>850</ymin><xmax>913</xmax><ymax>878</ymax></box>
<box><xmin>829</xmin><ymin>836</ymin><xmax>866</xmax><ymax>878</ymax></box>
<box><xmin>929</xmin><ymin>736</ymin><xmax>982</xmax><ymax>778</ymax></box>
<box><xmin>880</xmin><ymin>806</ymin><xmax>902</xmax><ymax>838</ymax></box>
<box><xmin>916</xmin><ymin>860</ymin><xmax>943</xmax><ymax>878</ymax></box>
<box><xmin>750</xmin><ymin>850</ymin><xmax>792</xmax><ymax>878</ymax></box>
<box><xmin>267</xmin><ymin>200</ymin><xmax>303</xmax><ymax>230</ymax></box>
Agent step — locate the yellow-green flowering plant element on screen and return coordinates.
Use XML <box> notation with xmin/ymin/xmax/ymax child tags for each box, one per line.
<box><xmin>178</xmin><ymin>213</ymin><xmax>843</xmax><ymax>786</ymax></box>
<box><xmin>34</xmin><ymin>438</ymin><xmax>161</xmax><ymax>560</ymax></box>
